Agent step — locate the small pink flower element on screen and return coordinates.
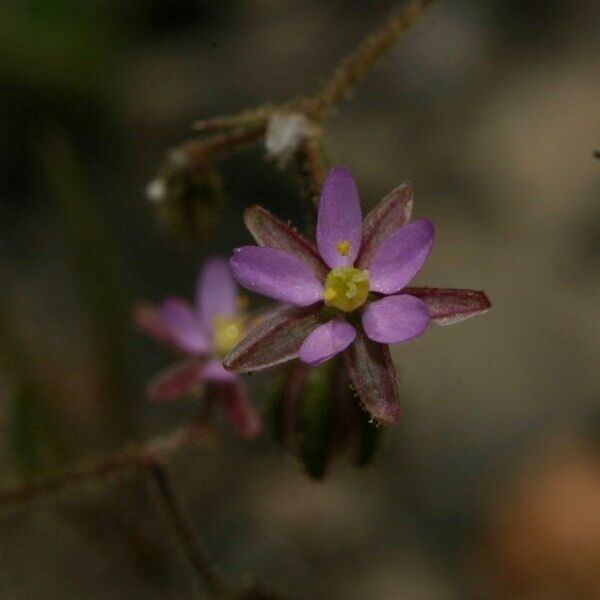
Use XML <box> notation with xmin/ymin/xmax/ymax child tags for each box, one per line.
<box><xmin>134</xmin><ymin>257</ymin><xmax>260</xmax><ymax>438</ymax></box>
<box><xmin>224</xmin><ymin>167</ymin><xmax>490</xmax><ymax>425</ymax></box>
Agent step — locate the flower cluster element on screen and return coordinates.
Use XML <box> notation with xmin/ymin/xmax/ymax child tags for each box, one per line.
<box><xmin>137</xmin><ymin>166</ymin><xmax>489</xmax><ymax>435</ymax></box>
<box><xmin>224</xmin><ymin>167</ymin><xmax>490</xmax><ymax>425</ymax></box>
<box><xmin>135</xmin><ymin>257</ymin><xmax>260</xmax><ymax>438</ymax></box>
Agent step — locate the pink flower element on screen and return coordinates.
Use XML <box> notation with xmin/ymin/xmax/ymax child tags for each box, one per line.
<box><xmin>224</xmin><ymin>167</ymin><xmax>490</xmax><ymax>426</ymax></box>
<box><xmin>134</xmin><ymin>257</ymin><xmax>260</xmax><ymax>438</ymax></box>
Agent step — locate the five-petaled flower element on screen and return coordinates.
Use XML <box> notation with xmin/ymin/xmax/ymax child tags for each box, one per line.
<box><xmin>224</xmin><ymin>166</ymin><xmax>490</xmax><ymax>425</ymax></box>
<box><xmin>134</xmin><ymin>257</ymin><xmax>260</xmax><ymax>438</ymax></box>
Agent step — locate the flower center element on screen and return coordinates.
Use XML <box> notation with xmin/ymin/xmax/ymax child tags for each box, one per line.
<box><xmin>323</xmin><ymin>267</ymin><xmax>370</xmax><ymax>313</ymax></box>
<box><xmin>212</xmin><ymin>315</ymin><xmax>245</xmax><ymax>357</ymax></box>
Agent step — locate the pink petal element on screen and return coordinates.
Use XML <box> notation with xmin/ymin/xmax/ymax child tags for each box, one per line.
<box><xmin>160</xmin><ymin>298</ymin><xmax>209</xmax><ymax>354</ymax></box>
<box><xmin>230</xmin><ymin>246</ymin><xmax>323</xmax><ymax>306</ymax></box>
<box><xmin>196</xmin><ymin>256</ymin><xmax>238</xmax><ymax>332</ymax></box>
<box><xmin>244</xmin><ymin>205</ymin><xmax>328</xmax><ymax>281</ymax></box>
<box><xmin>203</xmin><ymin>358</ymin><xmax>237</xmax><ymax>384</ymax></box>
<box><xmin>356</xmin><ymin>182</ymin><xmax>413</xmax><ymax>269</ymax></box>
<box><xmin>369</xmin><ymin>219</ymin><xmax>435</xmax><ymax>294</ymax></box>
<box><xmin>298</xmin><ymin>318</ymin><xmax>357</xmax><ymax>366</ymax></box>
<box><xmin>405</xmin><ymin>287</ymin><xmax>491</xmax><ymax>325</ymax></box>
<box><xmin>317</xmin><ymin>166</ymin><xmax>362</xmax><ymax>268</ymax></box>
<box><xmin>147</xmin><ymin>360</ymin><xmax>204</xmax><ymax>402</ymax></box>
<box><xmin>362</xmin><ymin>294</ymin><xmax>430</xmax><ymax>344</ymax></box>
<box><xmin>217</xmin><ymin>381</ymin><xmax>261</xmax><ymax>439</ymax></box>
<box><xmin>344</xmin><ymin>333</ymin><xmax>400</xmax><ymax>425</ymax></box>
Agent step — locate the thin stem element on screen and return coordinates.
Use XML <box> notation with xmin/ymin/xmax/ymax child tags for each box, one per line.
<box><xmin>0</xmin><ymin>425</ymin><xmax>194</xmax><ymax>513</ymax></box>
<box><xmin>307</xmin><ymin>0</ymin><xmax>436</xmax><ymax>119</ymax></box>
<box><xmin>303</xmin><ymin>133</ymin><xmax>330</xmax><ymax>195</ymax></box>
<box><xmin>148</xmin><ymin>462</ymin><xmax>231</xmax><ymax>599</ymax></box>
<box><xmin>298</xmin><ymin>131</ymin><xmax>330</xmax><ymax>206</ymax></box>
<box><xmin>184</xmin><ymin>125</ymin><xmax>268</xmax><ymax>165</ymax></box>
<box><xmin>193</xmin><ymin>106</ymin><xmax>274</xmax><ymax>133</ymax></box>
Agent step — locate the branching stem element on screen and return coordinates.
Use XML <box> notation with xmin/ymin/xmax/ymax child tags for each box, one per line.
<box><xmin>2</xmin><ymin>4</ymin><xmax>439</xmax><ymax>597</ymax></box>
<box><xmin>193</xmin><ymin>105</ymin><xmax>275</xmax><ymax>133</ymax></box>
<box><xmin>0</xmin><ymin>425</ymin><xmax>195</xmax><ymax>513</ymax></box>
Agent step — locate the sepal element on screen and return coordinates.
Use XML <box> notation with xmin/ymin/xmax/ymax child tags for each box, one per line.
<box><xmin>270</xmin><ymin>359</ymin><xmax>384</xmax><ymax>479</ymax></box>
<box><xmin>356</xmin><ymin>182</ymin><xmax>413</xmax><ymax>269</ymax></box>
<box><xmin>405</xmin><ymin>287</ymin><xmax>491</xmax><ymax>325</ymax></box>
<box><xmin>343</xmin><ymin>331</ymin><xmax>401</xmax><ymax>425</ymax></box>
<box><xmin>244</xmin><ymin>205</ymin><xmax>328</xmax><ymax>280</ymax></box>
<box><xmin>223</xmin><ymin>304</ymin><xmax>328</xmax><ymax>373</ymax></box>
<box><xmin>212</xmin><ymin>380</ymin><xmax>261</xmax><ymax>439</ymax></box>
<box><xmin>146</xmin><ymin>360</ymin><xmax>204</xmax><ymax>402</ymax></box>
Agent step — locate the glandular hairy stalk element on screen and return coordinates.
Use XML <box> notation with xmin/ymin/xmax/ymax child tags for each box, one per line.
<box><xmin>150</xmin><ymin>0</ymin><xmax>437</xmax><ymax>234</ymax></box>
<box><xmin>306</xmin><ymin>0</ymin><xmax>437</xmax><ymax>119</ymax></box>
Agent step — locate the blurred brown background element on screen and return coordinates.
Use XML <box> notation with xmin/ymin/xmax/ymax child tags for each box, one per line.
<box><xmin>0</xmin><ymin>1</ymin><xmax>599</xmax><ymax>598</ymax></box>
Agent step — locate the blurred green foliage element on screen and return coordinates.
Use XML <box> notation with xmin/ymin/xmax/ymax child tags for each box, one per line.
<box><xmin>0</xmin><ymin>1</ymin><xmax>116</xmax><ymax>95</ymax></box>
<box><xmin>38</xmin><ymin>131</ymin><xmax>139</xmax><ymax>439</ymax></box>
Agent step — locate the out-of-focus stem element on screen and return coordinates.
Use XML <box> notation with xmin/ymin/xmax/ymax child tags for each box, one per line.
<box><xmin>0</xmin><ymin>425</ymin><xmax>195</xmax><ymax>512</ymax></box>
<box><xmin>299</xmin><ymin>131</ymin><xmax>331</xmax><ymax>205</ymax></box>
<box><xmin>193</xmin><ymin>105</ymin><xmax>274</xmax><ymax>133</ymax></box>
<box><xmin>148</xmin><ymin>462</ymin><xmax>232</xmax><ymax>599</ymax></box>
<box><xmin>307</xmin><ymin>0</ymin><xmax>437</xmax><ymax>119</ymax></box>
<box><xmin>184</xmin><ymin>125</ymin><xmax>268</xmax><ymax>165</ymax></box>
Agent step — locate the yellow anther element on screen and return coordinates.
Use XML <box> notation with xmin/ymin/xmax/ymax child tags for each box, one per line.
<box><xmin>324</xmin><ymin>288</ymin><xmax>337</xmax><ymax>302</ymax></box>
<box><xmin>212</xmin><ymin>314</ymin><xmax>245</xmax><ymax>357</ymax></box>
<box><xmin>336</xmin><ymin>240</ymin><xmax>351</xmax><ymax>256</ymax></box>
<box><xmin>323</xmin><ymin>267</ymin><xmax>370</xmax><ymax>313</ymax></box>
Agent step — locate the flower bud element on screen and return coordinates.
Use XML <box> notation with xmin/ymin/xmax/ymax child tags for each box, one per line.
<box><xmin>148</xmin><ymin>142</ymin><xmax>224</xmax><ymax>242</ymax></box>
<box><xmin>270</xmin><ymin>358</ymin><xmax>382</xmax><ymax>479</ymax></box>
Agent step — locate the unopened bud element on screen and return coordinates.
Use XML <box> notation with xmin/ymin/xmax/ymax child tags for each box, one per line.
<box><xmin>270</xmin><ymin>358</ymin><xmax>382</xmax><ymax>479</ymax></box>
<box><xmin>149</xmin><ymin>142</ymin><xmax>225</xmax><ymax>242</ymax></box>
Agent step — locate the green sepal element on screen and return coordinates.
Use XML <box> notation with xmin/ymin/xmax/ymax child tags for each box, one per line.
<box><xmin>355</xmin><ymin>413</ymin><xmax>383</xmax><ymax>468</ymax></box>
<box><xmin>298</xmin><ymin>362</ymin><xmax>335</xmax><ymax>480</ymax></box>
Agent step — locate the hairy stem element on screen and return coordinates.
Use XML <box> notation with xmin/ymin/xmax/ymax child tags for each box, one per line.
<box><xmin>148</xmin><ymin>462</ymin><xmax>231</xmax><ymax>599</ymax></box>
<box><xmin>307</xmin><ymin>0</ymin><xmax>436</xmax><ymax>119</ymax></box>
<box><xmin>300</xmin><ymin>132</ymin><xmax>330</xmax><ymax>203</ymax></box>
<box><xmin>193</xmin><ymin>105</ymin><xmax>275</xmax><ymax>133</ymax></box>
<box><xmin>0</xmin><ymin>425</ymin><xmax>195</xmax><ymax>513</ymax></box>
<box><xmin>184</xmin><ymin>125</ymin><xmax>268</xmax><ymax>165</ymax></box>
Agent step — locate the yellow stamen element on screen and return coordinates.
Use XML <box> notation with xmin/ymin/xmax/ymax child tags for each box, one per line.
<box><xmin>336</xmin><ymin>240</ymin><xmax>351</xmax><ymax>256</ymax></box>
<box><xmin>323</xmin><ymin>267</ymin><xmax>370</xmax><ymax>313</ymax></box>
<box><xmin>324</xmin><ymin>288</ymin><xmax>337</xmax><ymax>302</ymax></box>
<box><xmin>212</xmin><ymin>314</ymin><xmax>245</xmax><ymax>357</ymax></box>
